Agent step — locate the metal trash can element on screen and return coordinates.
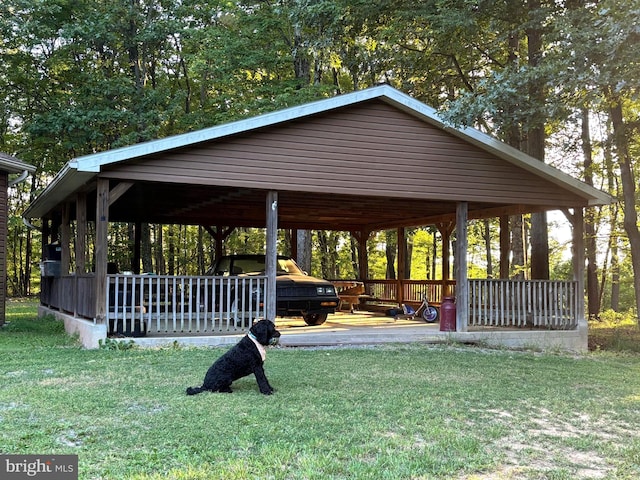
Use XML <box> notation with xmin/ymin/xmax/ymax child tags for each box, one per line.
<box><xmin>439</xmin><ymin>296</ymin><xmax>456</xmax><ymax>332</ymax></box>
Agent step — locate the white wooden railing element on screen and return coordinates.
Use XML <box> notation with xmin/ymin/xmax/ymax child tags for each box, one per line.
<box><xmin>468</xmin><ymin>279</ymin><xmax>579</xmax><ymax>329</ymax></box>
<box><xmin>101</xmin><ymin>275</ymin><xmax>579</xmax><ymax>336</ymax></box>
<box><xmin>106</xmin><ymin>274</ymin><xmax>267</xmax><ymax>335</ymax></box>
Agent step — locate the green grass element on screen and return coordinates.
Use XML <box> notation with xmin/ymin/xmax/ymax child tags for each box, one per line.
<box><xmin>2</xmin><ymin>301</ymin><xmax>640</xmax><ymax>479</ymax></box>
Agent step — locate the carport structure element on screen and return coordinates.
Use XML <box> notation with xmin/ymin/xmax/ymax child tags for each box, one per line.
<box><xmin>23</xmin><ymin>85</ymin><xmax>610</xmax><ymax>350</ymax></box>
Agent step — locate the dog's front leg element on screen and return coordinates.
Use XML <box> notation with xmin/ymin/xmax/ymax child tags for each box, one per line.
<box><xmin>253</xmin><ymin>365</ymin><xmax>274</xmax><ymax>395</ymax></box>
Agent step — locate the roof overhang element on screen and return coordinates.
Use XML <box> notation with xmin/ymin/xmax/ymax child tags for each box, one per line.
<box><xmin>0</xmin><ymin>152</ymin><xmax>36</xmax><ymax>175</ymax></box>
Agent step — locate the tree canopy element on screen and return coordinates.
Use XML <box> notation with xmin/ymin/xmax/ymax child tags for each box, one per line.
<box><xmin>1</xmin><ymin>0</ymin><xmax>638</xmax><ymax>318</ymax></box>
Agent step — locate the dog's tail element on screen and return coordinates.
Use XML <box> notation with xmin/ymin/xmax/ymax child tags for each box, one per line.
<box><xmin>186</xmin><ymin>386</ymin><xmax>204</xmax><ymax>395</ymax></box>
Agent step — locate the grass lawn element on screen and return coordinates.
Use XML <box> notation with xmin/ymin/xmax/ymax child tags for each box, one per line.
<box><xmin>2</xmin><ymin>300</ymin><xmax>640</xmax><ymax>479</ymax></box>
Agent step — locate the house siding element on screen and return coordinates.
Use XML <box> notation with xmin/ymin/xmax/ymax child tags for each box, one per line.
<box><xmin>102</xmin><ymin>100</ymin><xmax>584</xmax><ymax>206</ymax></box>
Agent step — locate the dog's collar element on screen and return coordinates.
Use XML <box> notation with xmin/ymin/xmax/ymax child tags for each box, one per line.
<box><xmin>247</xmin><ymin>332</ymin><xmax>266</xmax><ymax>361</ymax></box>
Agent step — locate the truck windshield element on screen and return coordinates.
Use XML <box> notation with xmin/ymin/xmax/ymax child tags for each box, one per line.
<box><xmin>214</xmin><ymin>256</ymin><xmax>304</xmax><ymax>276</ymax></box>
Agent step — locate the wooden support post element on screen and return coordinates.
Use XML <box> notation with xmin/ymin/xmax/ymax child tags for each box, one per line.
<box><xmin>265</xmin><ymin>191</ymin><xmax>278</xmax><ymax>322</ymax></box>
<box><xmin>42</xmin><ymin>219</ymin><xmax>50</xmax><ymax>261</ymax></box>
<box><xmin>204</xmin><ymin>226</ymin><xmax>234</xmax><ymax>261</ymax></box>
<box><xmin>436</xmin><ymin>222</ymin><xmax>455</xmax><ymax>295</ymax></box>
<box><xmin>397</xmin><ymin>227</ymin><xmax>406</xmax><ymax>305</ymax></box>
<box><xmin>571</xmin><ymin>208</ymin><xmax>586</xmax><ymax>327</ymax></box>
<box><xmin>76</xmin><ymin>193</ymin><xmax>87</xmax><ymax>274</ymax></box>
<box><xmin>455</xmin><ymin>202</ymin><xmax>468</xmax><ymax>332</ymax></box>
<box><xmin>60</xmin><ymin>203</ymin><xmax>70</xmax><ymax>276</ymax></box>
<box><xmin>499</xmin><ymin>215</ymin><xmax>509</xmax><ymax>279</ymax></box>
<box><xmin>95</xmin><ymin>178</ymin><xmax>109</xmax><ymax>324</ymax></box>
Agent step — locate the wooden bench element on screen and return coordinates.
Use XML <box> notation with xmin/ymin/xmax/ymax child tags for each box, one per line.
<box><xmin>331</xmin><ymin>281</ymin><xmax>372</xmax><ymax>313</ymax></box>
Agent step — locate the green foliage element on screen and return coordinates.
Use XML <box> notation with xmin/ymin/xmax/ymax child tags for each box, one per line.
<box><xmin>99</xmin><ymin>338</ymin><xmax>137</xmax><ymax>351</ymax></box>
<box><xmin>2</xmin><ymin>0</ymin><xmax>638</xmax><ymax>316</ymax></box>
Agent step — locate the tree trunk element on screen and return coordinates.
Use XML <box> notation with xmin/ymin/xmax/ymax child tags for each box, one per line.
<box><xmin>431</xmin><ymin>228</ymin><xmax>437</xmax><ymax>280</ymax></box>
<box><xmin>483</xmin><ymin>219</ymin><xmax>493</xmax><ymax>277</ymax></box>
<box><xmin>511</xmin><ymin>216</ymin><xmax>525</xmax><ymax>279</ymax></box>
<box><xmin>602</xmin><ymin>117</ymin><xmax>620</xmax><ymax>311</ymax></box>
<box><xmin>527</xmin><ymin>0</ymin><xmax>549</xmax><ymax>280</ymax></box>
<box><xmin>405</xmin><ymin>230</ymin><xmax>413</xmax><ymax>280</ymax></box>
<box><xmin>581</xmin><ymin>107</ymin><xmax>600</xmax><ymax>317</ymax></box>
<box><xmin>610</xmin><ymin>98</ymin><xmax>640</xmax><ymax>320</ymax></box>
<box><xmin>197</xmin><ymin>226</ymin><xmax>205</xmax><ymax>275</ymax></box>
<box><xmin>141</xmin><ymin>223</ymin><xmax>152</xmax><ymax>273</ymax></box>
<box><xmin>609</xmin><ymin>235</ymin><xmax>620</xmax><ymax>312</ymax></box>
<box><xmin>350</xmin><ymin>235</ymin><xmax>359</xmax><ymax>278</ymax></box>
<box><xmin>154</xmin><ymin>224</ymin><xmax>166</xmax><ymax>275</ymax></box>
<box><xmin>385</xmin><ymin>230</ymin><xmax>396</xmax><ymax>280</ymax></box>
<box><xmin>505</xmin><ymin>20</ymin><xmax>525</xmax><ymax>280</ymax></box>
<box><xmin>296</xmin><ymin>230</ymin><xmax>312</xmax><ymax>273</ymax></box>
<box><xmin>167</xmin><ymin>225</ymin><xmax>175</xmax><ymax>276</ymax></box>
<box><xmin>293</xmin><ymin>24</ymin><xmax>311</xmax><ymax>86</ymax></box>
<box><xmin>318</xmin><ymin>231</ymin><xmax>330</xmax><ymax>278</ymax></box>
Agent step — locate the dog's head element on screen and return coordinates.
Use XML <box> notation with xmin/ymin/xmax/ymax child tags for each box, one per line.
<box><xmin>250</xmin><ymin>320</ymin><xmax>281</xmax><ymax>346</ymax></box>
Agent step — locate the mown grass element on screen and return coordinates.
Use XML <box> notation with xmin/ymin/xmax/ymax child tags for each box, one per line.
<box><xmin>2</xmin><ymin>300</ymin><xmax>640</xmax><ymax>479</ymax></box>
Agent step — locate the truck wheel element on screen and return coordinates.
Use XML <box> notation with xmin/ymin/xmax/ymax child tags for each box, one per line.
<box><xmin>303</xmin><ymin>313</ymin><xmax>328</xmax><ymax>326</ymax></box>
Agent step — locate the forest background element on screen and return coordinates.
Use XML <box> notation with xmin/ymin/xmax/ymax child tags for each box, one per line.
<box><xmin>1</xmin><ymin>0</ymin><xmax>638</xmax><ymax>320</ymax></box>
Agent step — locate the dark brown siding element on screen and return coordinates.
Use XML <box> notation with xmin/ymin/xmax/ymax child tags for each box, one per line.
<box><xmin>103</xmin><ymin>100</ymin><xmax>584</xmax><ymax>206</ymax></box>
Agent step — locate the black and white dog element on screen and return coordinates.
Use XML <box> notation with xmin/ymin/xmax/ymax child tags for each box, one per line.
<box><xmin>186</xmin><ymin>320</ymin><xmax>281</xmax><ymax>396</ymax></box>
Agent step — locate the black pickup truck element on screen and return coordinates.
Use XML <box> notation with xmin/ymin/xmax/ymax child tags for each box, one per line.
<box><xmin>210</xmin><ymin>254</ymin><xmax>339</xmax><ymax>325</ymax></box>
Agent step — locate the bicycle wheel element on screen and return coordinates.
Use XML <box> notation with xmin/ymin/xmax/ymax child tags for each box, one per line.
<box><xmin>423</xmin><ymin>306</ymin><xmax>439</xmax><ymax>323</ymax></box>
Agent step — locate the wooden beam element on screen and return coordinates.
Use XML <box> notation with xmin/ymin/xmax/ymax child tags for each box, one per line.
<box><xmin>95</xmin><ymin>178</ymin><xmax>109</xmax><ymax>323</ymax></box>
<box><xmin>571</xmin><ymin>208</ymin><xmax>586</xmax><ymax>327</ymax></box>
<box><xmin>108</xmin><ymin>181</ymin><xmax>133</xmax><ymax>207</ymax></box>
<box><xmin>42</xmin><ymin>219</ymin><xmax>50</xmax><ymax>261</ymax></box>
<box><xmin>455</xmin><ymin>202</ymin><xmax>468</xmax><ymax>332</ymax></box>
<box><xmin>265</xmin><ymin>191</ymin><xmax>278</xmax><ymax>322</ymax></box>
<box><xmin>60</xmin><ymin>202</ymin><xmax>70</xmax><ymax>276</ymax></box>
<box><xmin>76</xmin><ymin>193</ymin><xmax>87</xmax><ymax>274</ymax></box>
<box><xmin>203</xmin><ymin>225</ymin><xmax>234</xmax><ymax>261</ymax></box>
<box><xmin>397</xmin><ymin>227</ymin><xmax>406</xmax><ymax>305</ymax></box>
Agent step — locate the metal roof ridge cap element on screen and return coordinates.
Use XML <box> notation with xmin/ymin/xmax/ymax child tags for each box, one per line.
<box><xmin>74</xmin><ymin>86</ymin><xmax>393</xmax><ymax>172</ymax></box>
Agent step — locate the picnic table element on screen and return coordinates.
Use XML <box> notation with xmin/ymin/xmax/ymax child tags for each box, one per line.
<box><xmin>331</xmin><ymin>280</ymin><xmax>373</xmax><ymax>313</ymax></box>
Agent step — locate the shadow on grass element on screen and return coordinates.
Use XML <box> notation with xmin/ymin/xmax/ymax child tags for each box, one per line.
<box><xmin>588</xmin><ymin>325</ymin><xmax>640</xmax><ymax>353</ymax></box>
<box><xmin>1</xmin><ymin>298</ymin><xmax>78</xmax><ymax>349</ymax></box>
<box><xmin>588</xmin><ymin>309</ymin><xmax>640</xmax><ymax>353</ymax></box>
